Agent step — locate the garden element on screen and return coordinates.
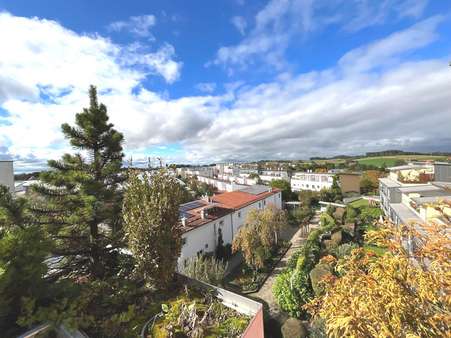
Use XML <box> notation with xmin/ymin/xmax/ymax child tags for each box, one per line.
<box><xmin>226</xmin><ymin>239</ymin><xmax>291</xmax><ymax>293</ymax></box>
<box><xmin>146</xmin><ymin>282</ymin><xmax>250</xmax><ymax>338</ymax></box>
<box><xmin>224</xmin><ymin>205</ymin><xmax>291</xmax><ymax>294</ymax></box>
<box><xmin>272</xmin><ymin>198</ymin><xmax>386</xmax><ymax>336</ymax></box>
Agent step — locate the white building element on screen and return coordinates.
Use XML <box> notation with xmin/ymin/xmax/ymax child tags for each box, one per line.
<box><xmin>379</xmin><ymin>162</ymin><xmax>451</xmax><ymax>226</ymax></box>
<box><xmin>0</xmin><ymin>160</ymin><xmax>14</xmax><ymax>193</ymax></box>
<box><xmin>178</xmin><ymin>185</ymin><xmax>282</xmax><ymax>267</ymax></box>
<box><xmin>177</xmin><ymin>166</ymin><xmax>216</xmax><ymax>178</ymax></box>
<box><xmin>259</xmin><ymin>170</ymin><xmax>290</xmax><ymax>183</ymax></box>
<box><xmin>291</xmin><ymin>172</ymin><xmax>334</xmax><ymax>192</ymax></box>
<box><xmin>197</xmin><ymin>175</ymin><xmax>248</xmax><ymax>192</ymax></box>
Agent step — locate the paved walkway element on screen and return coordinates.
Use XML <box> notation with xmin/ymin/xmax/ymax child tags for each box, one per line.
<box><xmin>249</xmin><ymin>212</ymin><xmax>321</xmax><ymax>321</ymax></box>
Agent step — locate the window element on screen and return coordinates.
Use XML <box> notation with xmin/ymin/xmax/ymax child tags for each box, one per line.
<box><xmin>219</xmin><ymin>220</ymin><xmax>224</xmax><ymax>225</ymax></box>
<box><xmin>263</xmin><ymin>200</ymin><xmax>266</xmax><ymax>206</ymax></box>
<box><xmin>182</xmin><ymin>238</ymin><xmax>187</xmax><ymax>245</ymax></box>
<box><xmin>258</xmin><ymin>202</ymin><xmax>261</xmax><ymax>208</ymax></box>
<box><xmin>205</xmin><ymin>243</ymin><xmax>208</xmax><ymax>249</ymax></box>
<box><xmin>238</xmin><ymin>212</ymin><xmax>241</xmax><ymax>218</ymax></box>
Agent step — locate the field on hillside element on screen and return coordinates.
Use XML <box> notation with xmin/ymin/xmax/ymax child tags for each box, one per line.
<box><xmin>311</xmin><ymin>155</ymin><xmax>448</xmax><ymax>168</ymax></box>
<box><xmin>356</xmin><ymin>155</ymin><xmax>447</xmax><ymax>167</ymax></box>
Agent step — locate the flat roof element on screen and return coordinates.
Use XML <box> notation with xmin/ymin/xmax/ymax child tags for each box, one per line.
<box><xmin>379</xmin><ymin>177</ymin><xmax>401</xmax><ymax>188</ymax></box>
<box><xmin>398</xmin><ymin>185</ymin><xmax>442</xmax><ymax>193</ymax></box>
<box><xmin>239</xmin><ymin>184</ymin><xmax>270</xmax><ymax>195</ymax></box>
<box><xmin>412</xmin><ymin>195</ymin><xmax>451</xmax><ymax>205</ymax></box>
<box><xmin>390</xmin><ymin>203</ymin><xmax>422</xmax><ymax>224</ymax></box>
<box><xmin>432</xmin><ymin>181</ymin><xmax>451</xmax><ymax>190</ymax></box>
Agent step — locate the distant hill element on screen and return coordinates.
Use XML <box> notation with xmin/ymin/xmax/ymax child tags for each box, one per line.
<box><xmin>310</xmin><ymin>150</ymin><xmax>451</xmax><ymax>161</ymax></box>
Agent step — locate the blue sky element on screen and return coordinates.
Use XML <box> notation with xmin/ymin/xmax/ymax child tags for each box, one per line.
<box><xmin>0</xmin><ymin>0</ymin><xmax>450</xmax><ymax>172</ymax></box>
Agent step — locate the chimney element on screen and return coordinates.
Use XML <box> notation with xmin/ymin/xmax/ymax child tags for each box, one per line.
<box><xmin>181</xmin><ymin>217</ymin><xmax>186</xmax><ymax>226</ymax></box>
<box><xmin>200</xmin><ymin>209</ymin><xmax>206</xmax><ymax>219</ymax></box>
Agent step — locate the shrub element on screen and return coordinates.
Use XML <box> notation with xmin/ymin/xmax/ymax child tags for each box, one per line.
<box><xmin>287</xmin><ymin>246</ymin><xmax>304</xmax><ymax>269</ymax></box>
<box><xmin>320</xmin><ymin>213</ymin><xmax>335</xmax><ymax>231</ymax></box>
<box><xmin>331</xmin><ymin>243</ymin><xmax>358</xmax><ymax>259</ymax></box>
<box><xmin>273</xmin><ymin>269</ymin><xmax>312</xmax><ymax>318</ymax></box>
<box><xmin>182</xmin><ymin>255</ymin><xmax>227</xmax><ymax>286</ymax></box>
<box><xmin>309</xmin><ymin>263</ymin><xmax>333</xmax><ymax>296</ymax></box>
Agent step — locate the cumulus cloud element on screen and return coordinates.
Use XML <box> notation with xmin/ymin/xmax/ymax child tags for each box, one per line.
<box><xmin>214</xmin><ymin>0</ymin><xmax>430</xmax><ymax>71</ymax></box>
<box><xmin>108</xmin><ymin>14</ymin><xmax>156</xmax><ymax>38</ymax></box>
<box><xmin>0</xmin><ymin>12</ymin><xmax>197</xmax><ymax>163</ymax></box>
<box><xmin>1</xmin><ymin>11</ymin><xmax>450</xmax><ymax>171</ymax></box>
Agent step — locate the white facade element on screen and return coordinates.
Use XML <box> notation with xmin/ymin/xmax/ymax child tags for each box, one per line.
<box><xmin>217</xmin><ymin>173</ymin><xmax>258</xmax><ymax>186</ymax></box>
<box><xmin>179</xmin><ymin>190</ymin><xmax>283</xmax><ymax>267</ymax></box>
<box><xmin>291</xmin><ymin>172</ymin><xmax>334</xmax><ymax>192</ymax></box>
<box><xmin>259</xmin><ymin>170</ymin><xmax>290</xmax><ymax>183</ymax></box>
<box><xmin>0</xmin><ymin>161</ymin><xmax>14</xmax><ymax>193</ymax></box>
<box><xmin>197</xmin><ymin>176</ymin><xmax>248</xmax><ymax>192</ymax></box>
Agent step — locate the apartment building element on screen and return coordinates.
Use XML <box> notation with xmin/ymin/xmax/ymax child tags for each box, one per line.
<box><xmin>259</xmin><ymin>170</ymin><xmax>290</xmax><ymax>183</ymax></box>
<box><xmin>197</xmin><ymin>175</ymin><xmax>249</xmax><ymax>192</ymax></box>
<box><xmin>178</xmin><ymin>185</ymin><xmax>282</xmax><ymax>267</ymax></box>
<box><xmin>177</xmin><ymin>166</ymin><xmax>215</xmax><ymax>178</ymax></box>
<box><xmin>379</xmin><ymin>162</ymin><xmax>451</xmax><ymax>226</ymax></box>
<box><xmin>0</xmin><ymin>160</ymin><xmax>14</xmax><ymax>193</ymax></box>
<box><xmin>291</xmin><ymin>172</ymin><xmax>334</xmax><ymax>192</ymax></box>
<box><xmin>291</xmin><ymin>171</ymin><xmax>361</xmax><ymax>194</ymax></box>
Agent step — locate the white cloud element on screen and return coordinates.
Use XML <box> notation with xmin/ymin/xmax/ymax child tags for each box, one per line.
<box><xmin>213</xmin><ymin>0</ymin><xmax>430</xmax><ymax>72</ymax></box>
<box><xmin>231</xmin><ymin>16</ymin><xmax>247</xmax><ymax>35</ymax></box>
<box><xmin>108</xmin><ymin>15</ymin><xmax>156</xmax><ymax>38</ymax></box>
<box><xmin>1</xmin><ymin>12</ymin><xmax>450</xmax><ymax>171</ymax></box>
<box><xmin>339</xmin><ymin>15</ymin><xmax>443</xmax><ymax>73</ymax></box>
<box><xmin>195</xmin><ymin>82</ymin><xmax>217</xmax><ymax>93</ymax></box>
<box><xmin>0</xmin><ymin>12</ymin><xmax>194</xmax><ymax>162</ymax></box>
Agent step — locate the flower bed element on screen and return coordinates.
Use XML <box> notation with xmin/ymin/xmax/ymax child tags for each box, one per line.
<box><xmin>226</xmin><ymin>241</ymin><xmax>291</xmax><ymax>294</ymax></box>
<box><xmin>148</xmin><ymin>286</ymin><xmax>250</xmax><ymax>338</ymax></box>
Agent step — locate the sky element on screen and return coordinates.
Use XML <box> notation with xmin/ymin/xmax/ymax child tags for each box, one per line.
<box><xmin>0</xmin><ymin>0</ymin><xmax>450</xmax><ymax>172</ymax></box>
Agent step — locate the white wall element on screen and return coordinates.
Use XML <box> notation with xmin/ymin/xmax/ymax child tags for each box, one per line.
<box><xmin>197</xmin><ymin>176</ymin><xmax>248</xmax><ymax>192</ymax></box>
<box><xmin>179</xmin><ymin>213</ymin><xmax>232</xmax><ymax>267</ymax></box>
<box><xmin>0</xmin><ymin>161</ymin><xmax>14</xmax><ymax>193</ymax></box>
<box><xmin>291</xmin><ymin>173</ymin><xmax>333</xmax><ymax>192</ymax></box>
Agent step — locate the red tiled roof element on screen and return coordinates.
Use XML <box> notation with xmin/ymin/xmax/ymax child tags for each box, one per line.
<box><xmin>181</xmin><ymin>206</ymin><xmax>232</xmax><ymax>233</ymax></box>
<box><xmin>212</xmin><ymin>189</ymin><xmax>279</xmax><ymax>210</ymax></box>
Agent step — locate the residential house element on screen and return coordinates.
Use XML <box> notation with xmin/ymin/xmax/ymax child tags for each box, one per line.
<box><xmin>178</xmin><ymin>185</ymin><xmax>282</xmax><ymax>267</ymax></box>
<box><xmin>379</xmin><ymin>162</ymin><xmax>451</xmax><ymax>226</ymax></box>
<box><xmin>259</xmin><ymin>170</ymin><xmax>290</xmax><ymax>183</ymax></box>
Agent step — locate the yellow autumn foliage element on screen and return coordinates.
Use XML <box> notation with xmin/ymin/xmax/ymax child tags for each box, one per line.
<box><xmin>305</xmin><ymin>201</ymin><xmax>451</xmax><ymax>338</ymax></box>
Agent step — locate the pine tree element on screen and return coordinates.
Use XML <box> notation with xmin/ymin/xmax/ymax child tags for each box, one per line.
<box><xmin>32</xmin><ymin>85</ymin><xmax>124</xmax><ymax>279</ymax></box>
<box><xmin>0</xmin><ymin>185</ymin><xmax>52</xmax><ymax>336</ymax></box>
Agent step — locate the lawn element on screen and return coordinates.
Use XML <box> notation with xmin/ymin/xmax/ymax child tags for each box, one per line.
<box><xmin>349</xmin><ymin>198</ymin><xmax>370</xmax><ymax>208</ymax></box>
<box><xmin>356</xmin><ymin>155</ymin><xmax>447</xmax><ymax>168</ymax></box>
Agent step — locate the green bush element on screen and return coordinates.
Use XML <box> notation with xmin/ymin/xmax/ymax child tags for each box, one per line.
<box><xmin>287</xmin><ymin>246</ymin><xmax>304</xmax><ymax>269</ymax></box>
<box><xmin>273</xmin><ymin>269</ymin><xmax>312</xmax><ymax>318</ymax></box>
<box><xmin>331</xmin><ymin>243</ymin><xmax>358</xmax><ymax>259</ymax></box>
<box><xmin>320</xmin><ymin>213</ymin><xmax>335</xmax><ymax>231</ymax></box>
<box><xmin>309</xmin><ymin>263</ymin><xmax>333</xmax><ymax>296</ymax></box>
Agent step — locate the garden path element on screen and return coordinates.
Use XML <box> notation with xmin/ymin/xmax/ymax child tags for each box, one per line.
<box><xmin>249</xmin><ymin>211</ymin><xmax>321</xmax><ymax>322</ymax></box>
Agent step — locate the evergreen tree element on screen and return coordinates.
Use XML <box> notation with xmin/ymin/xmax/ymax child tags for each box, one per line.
<box><xmin>32</xmin><ymin>85</ymin><xmax>124</xmax><ymax>279</ymax></box>
<box><xmin>0</xmin><ymin>185</ymin><xmax>51</xmax><ymax>336</ymax></box>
